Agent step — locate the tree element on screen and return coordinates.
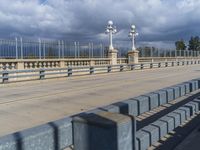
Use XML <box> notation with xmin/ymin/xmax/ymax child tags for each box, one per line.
<box><xmin>188</xmin><ymin>36</ymin><xmax>200</xmax><ymax>51</ymax></box>
<box><xmin>175</xmin><ymin>39</ymin><xmax>186</xmax><ymax>50</ymax></box>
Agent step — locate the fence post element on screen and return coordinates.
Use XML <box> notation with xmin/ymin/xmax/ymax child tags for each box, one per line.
<box><xmin>15</xmin><ymin>37</ymin><xmax>18</xmax><ymax>59</ymax></box>
<box><xmin>39</xmin><ymin>38</ymin><xmax>41</xmax><ymax>59</ymax></box>
<box><xmin>39</xmin><ymin>69</ymin><xmax>45</xmax><ymax>80</ymax></box>
<box><xmin>58</xmin><ymin>40</ymin><xmax>61</xmax><ymax>59</ymax></box>
<box><xmin>20</xmin><ymin>37</ymin><xmax>23</xmax><ymax>59</ymax></box>
<box><xmin>2</xmin><ymin>71</ymin><xmax>9</xmax><ymax>83</ymax></box>
<box><xmin>68</xmin><ymin>68</ymin><xmax>72</xmax><ymax>77</ymax></box>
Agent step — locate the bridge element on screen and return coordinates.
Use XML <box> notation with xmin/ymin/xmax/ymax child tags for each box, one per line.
<box><xmin>0</xmin><ymin>58</ymin><xmax>200</xmax><ymax>149</ymax></box>
<box><xmin>0</xmin><ymin>23</ymin><xmax>200</xmax><ymax>149</ymax></box>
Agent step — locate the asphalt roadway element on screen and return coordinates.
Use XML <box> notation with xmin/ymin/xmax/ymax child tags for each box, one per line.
<box><xmin>1</xmin><ymin>65</ymin><xmax>200</xmax><ymax>137</ymax></box>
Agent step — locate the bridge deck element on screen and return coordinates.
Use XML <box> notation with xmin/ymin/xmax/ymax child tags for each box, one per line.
<box><xmin>0</xmin><ymin>65</ymin><xmax>200</xmax><ymax>137</ymax></box>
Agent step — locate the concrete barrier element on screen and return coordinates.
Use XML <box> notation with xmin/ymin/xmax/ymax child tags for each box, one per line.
<box><xmin>132</xmin><ymin>96</ymin><xmax>150</xmax><ymax>115</ymax></box>
<box><xmin>136</xmin><ymin>99</ymin><xmax>200</xmax><ymax>150</ymax></box>
<box><xmin>143</xmin><ymin>93</ymin><xmax>159</xmax><ymax>110</ymax></box>
<box><xmin>153</xmin><ymin>90</ymin><xmax>167</xmax><ymax>106</ymax></box>
<box><xmin>161</xmin><ymin>88</ymin><xmax>174</xmax><ymax>102</ymax></box>
<box><xmin>73</xmin><ymin>111</ymin><xmax>136</xmax><ymax>150</ymax></box>
<box><xmin>0</xmin><ymin>117</ymin><xmax>72</xmax><ymax>150</ymax></box>
<box><xmin>0</xmin><ymin>79</ymin><xmax>200</xmax><ymax>150</ymax></box>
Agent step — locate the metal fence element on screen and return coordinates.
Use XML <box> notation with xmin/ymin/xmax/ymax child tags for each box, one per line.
<box><xmin>0</xmin><ymin>38</ymin><xmax>200</xmax><ymax>59</ymax></box>
<box><xmin>0</xmin><ymin>39</ymin><xmax>109</xmax><ymax>59</ymax></box>
<box><xmin>138</xmin><ymin>48</ymin><xmax>200</xmax><ymax>57</ymax></box>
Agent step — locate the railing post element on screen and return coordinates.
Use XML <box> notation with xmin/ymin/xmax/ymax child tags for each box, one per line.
<box><xmin>177</xmin><ymin>61</ymin><xmax>180</xmax><ymax>66</ymax></box>
<box><xmin>108</xmin><ymin>65</ymin><xmax>112</xmax><ymax>73</ymax></box>
<box><xmin>172</xmin><ymin>62</ymin><xmax>174</xmax><ymax>66</ymax></box>
<box><xmin>120</xmin><ymin>65</ymin><xmax>124</xmax><ymax>72</ymax></box>
<box><xmin>90</xmin><ymin>66</ymin><xmax>94</xmax><ymax>75</ymax></box>
<box><xmin>39</xmin><ymin>69</ymin><xmax>45</xmax><ymax>80</ymax></box>
<box><xmin>2</xmin><ymin>71</ymin><xmax>9</xmax><ymax>83</ymax></box>
<box><xmin>165</xmin><ymin>62</ymin><xmax>168</xmax><ymax>67</ymax></box>
<box><xmin>141</xmin><ymin>64</ymin><xmax>144</xmax><ymax>69</ymax></box>
<box><xmin>130</xmin><ymin>64</ymin><xmax>134</xmax><ymax>70</ymax></box>
<box><xmin>17</xmin><ymin>62</ymin><xmax>24</xmax><ymax>70</ymax></box>
<box><xmin>150</xmin><ymin>63</ymin><xmax>153</xmax><ymax>68</ymax></box>
<box><xmin>68</xmin><ymin>68</ymin><xmax>72</xmax><ymax>77</ymax></box>
<box><xmin>158</xmin><ymin>62</ymin><xmax>161</xmax><ymax>68</ymax></box>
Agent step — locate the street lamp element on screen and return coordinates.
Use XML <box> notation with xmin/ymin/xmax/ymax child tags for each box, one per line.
<box><xmin>105</xmin><ymin>20</ymin><xmax>117</xmax><ymax>50</ymax></box>
<box><xmin>129</xmin><ymin>25</ymin><xmax>139</xmax><ymax>51</ymax></box>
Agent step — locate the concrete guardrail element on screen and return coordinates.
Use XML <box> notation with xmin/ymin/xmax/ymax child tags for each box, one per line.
<box><xmin>0</xmin><ymin>79</ymin><xmax>200</xmax><ymax>150</ymax></box>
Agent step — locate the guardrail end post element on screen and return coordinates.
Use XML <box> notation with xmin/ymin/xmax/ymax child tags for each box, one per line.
<box><xmin>2</xmin><ymin>71</ymin><xmax>9</xmax><ymax>83</ymax></box>
<box><xmin>90</xmin><ymin>67</ymin><xmax>94</xmax><ymax>75</ymax></box>
<box><xmin>68</xmin><ymin>68</ymin><xmax>72</xmax><ymax>77</ymax></box>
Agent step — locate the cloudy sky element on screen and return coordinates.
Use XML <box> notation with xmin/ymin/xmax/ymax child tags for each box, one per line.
<box><xmin>0</xmin><ymin>0</ymin><xmax>199</xmax><ymax>48</ymax></box>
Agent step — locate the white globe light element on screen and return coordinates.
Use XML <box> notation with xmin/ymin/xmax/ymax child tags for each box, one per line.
<box><xmin>108</xmin><ymin>20</ymin><xmax>113</xmax><ymax>26</ymax></box>
<box><xmin>131</xmin><ymin>25</ymin><xmax>136</xmax><ymax>29</ymax></box>
<box><xmin>136</xmin><ymin>33</ymin><xmax>139</xmax><ymax>36</ymax></box>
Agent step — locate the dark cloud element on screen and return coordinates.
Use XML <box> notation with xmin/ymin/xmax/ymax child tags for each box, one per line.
<box><xmin>0</xmin><ymin>0</ymin><xmax>200</xmax><ymax>48</ymax></box>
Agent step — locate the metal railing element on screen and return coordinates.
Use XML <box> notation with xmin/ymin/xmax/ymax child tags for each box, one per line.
<box><xmin>0</xmin><ymin>60</ymin><xmax>200</xmax><ymax>83</ymax></box>
<box><xmin>1</xmin><ymin>38</ymin><xmax>200</xmax><ymax>59</ymax></box>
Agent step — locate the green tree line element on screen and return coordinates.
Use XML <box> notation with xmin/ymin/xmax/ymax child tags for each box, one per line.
<box><xmin>175</xmin><ymin>36</ymin><xmax>200</xmax><ymax>51</ymax></box>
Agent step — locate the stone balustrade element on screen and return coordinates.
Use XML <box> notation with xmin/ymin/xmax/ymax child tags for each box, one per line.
<box><xmin>0</xmin><ymin>57</ymin><xmax>200</xmax><ymax>71</ymax></box>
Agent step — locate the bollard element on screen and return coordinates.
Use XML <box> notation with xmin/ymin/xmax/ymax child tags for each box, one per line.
<box><xmin>108</xmin><ymin>66</ymin><xmax>112</xmax><ymax>73</ymax></box>
<box><xmin>90</xmin><ymin>67</ymin><xmax>94</xmax><ymax>75</ymax></box>
<box><xmin>39</xmin><ymin>70</ymin><xmax>45</xmax><ymax>80</ymax></box>
<box><xmin>73</xmin><ymin>111</ymin><xmax>136</xmax><ymax>150</ymax></box>
<box><xmin>2</xmin><ymin>71</ymin><xmax>9</xmax><ymax>83</ymax></box>
<box><xmin>68</xmin><ymin>68</ymin><xmax>72</xmax><ymax>77</ymax></box>
<box><xmin>120</xmin><ymin>65</ymin><xmax>124</xmax><ymax>72</ymax></box>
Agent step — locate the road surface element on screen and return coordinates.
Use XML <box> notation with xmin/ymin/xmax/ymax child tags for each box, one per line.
<box><xmin>0</xmin><ymin>65</ymin><xmax>200</xmax><ymax>136</ymax></box>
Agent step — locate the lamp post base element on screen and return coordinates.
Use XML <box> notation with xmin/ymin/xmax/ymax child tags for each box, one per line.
<box><xmin>108</xmin><ymin>49</ymin><xmax>118</xmax><ymax>65</ymax></box>
<box><xmin>128</xmin><ymin>50</ymin><xmax>139</xmax><ymax>64</ymax></box>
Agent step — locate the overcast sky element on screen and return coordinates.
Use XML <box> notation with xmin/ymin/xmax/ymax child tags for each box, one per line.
<box><xmin>0</xmin><ymin>0</ymin><xmax>199</xmax><ymax>48</ymax></box>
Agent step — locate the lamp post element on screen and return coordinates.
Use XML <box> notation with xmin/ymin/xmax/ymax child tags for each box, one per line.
<box><xmin>105</xmin><ymin>20</ymin><xmax>117</xmax><ymax>50</ymax></box>
<box><xmin>129</xmin><ymin>25</ymin><xmax>139</xmax><ymax>51</ymax></box>
<box><xmin>105</xmin><ymin>20</ymin><xmax>118</xmax><ymax>65</ymax></box>
<box><xmin>128</xmin><ymin>24</ymin><xmax>139</xmax><ymax>64</ymax></box>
